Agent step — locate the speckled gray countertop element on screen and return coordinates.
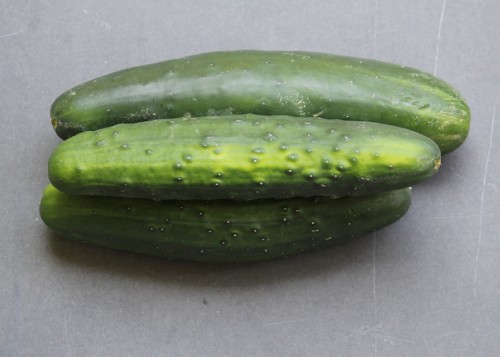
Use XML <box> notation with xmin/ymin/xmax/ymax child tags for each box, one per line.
<box><xmin>1</xmin><ymin>1</ymin><xmax>499</xmax><ymax>356</ymax></box>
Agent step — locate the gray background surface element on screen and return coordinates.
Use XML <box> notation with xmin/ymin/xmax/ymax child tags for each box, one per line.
<box><xmin>1</xmin><ymin>1</ymin><xmax>499</xmax><ymax>356</ymax></box>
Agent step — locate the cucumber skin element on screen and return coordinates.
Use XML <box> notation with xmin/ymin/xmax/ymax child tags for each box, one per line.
<box><xmin>50</xmin><ymin>50</ymin><xmax>470</xmax><ymax>153</ymax></box>
<box><xmin>48</xmin><ymin>115</ymin><xmax>440</xmax><ymax>201</ymax></box>
<box><xmin>40</xmin><ymin>185</ymin><xmax>411</xmax><ymax>263</ymax></box>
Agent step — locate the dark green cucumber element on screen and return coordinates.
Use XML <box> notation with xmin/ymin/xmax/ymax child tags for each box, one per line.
<box><xmin>48</xmin><ymin>115</ymin><xmax>440</xmax><ymax>201</ymax></box>
<box><xmin>51</xmin><ymin>50</ymin><xmax>470</xmax><ymax>153</ymax></box>
<box><xmin>40</xmin><ymin>185</ymin><xmax>411</xmax><ymax>263</ymax></box>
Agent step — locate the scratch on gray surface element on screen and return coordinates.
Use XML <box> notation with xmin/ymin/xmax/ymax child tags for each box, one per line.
<box><xmin>8</xmin><ymin>8</ymin><xmax>76</xmax><ymax>27</ymax></box>
<box><xmin>0</xmin><ymin>29</ymin><xmax>26</xmax><ymax>38</ymax></box>
<box><xmin>63</xmin><ymin>311</ymin><xmax>71</xmax><ymax>356</ymax></box>
<box><xmin>425</xmin><ymin>330</ymin><xmax>472</xmax><ymax>352</ymax></box>
<box><xmin>473</xmin><ymin>94</ymin><xmax>498</xmax><ymax>296</ymax></box>
<box><xmin>9</xmin><ymin>278</ymin><xmax>22</xmax><ymax>357</ymax></box>
<box><xmin>372</xmin><ymin>232</ymin><xmax>377</xmax><ymax>304</ymax></box>
<box><xmin>371</xmin><ymin>231</ymin><xmax>379</xmax><ymax>356</ymax></box>
<box><xmin>434</xmin><ymin>330</ymin><xmax>467</xmax><ymax>341</ymax></box>
<box><xmin>374</xmin><ymin>332</ymin><xmax>417</xmax><ymax>345</ymax></box>
<box><xmin>429</xmin><ymin>213</ymin><xmax>500</xmax><ymax>220</ymax></box>
<box><xmin>7</xmin><ymin>5</ymin><xmax>111</xmax><ymax>31</ymax></box>
<box><xmin>82</xmin><ymin>8</ymin><xmax>112</xmax><ymax>31</ymax></box>
<box><xmin>433</xmin><ymin>0</ymin><xmax>447</xmax><ymax>75</ymax></box>
<box><xmin>373</xmin><ymin>0</ymin><xmax>380</xmax><ymax>57</ymax></box>
<box><xmin>345</xmin><ymin>324</ymin><xmax>416</xmax><ymax>347</ymax></box>
<box><xmin>344</xmin><ymin>324</ymin><xmax>381</xmax><ymax>339</ymax></box>
<box><xmin>372</xmin><ymin>232</ymin><xmax>378</xmax><ymax>356</ymax></box>
<box><xmin>263</xmin><ymin>318</ymin><xmax>310</xmax><ymax>327</ymax></box>
<box><xmin>487</xmin><ymin>182</ymin><xmax>498</xmax><ymax>191</ymax></box>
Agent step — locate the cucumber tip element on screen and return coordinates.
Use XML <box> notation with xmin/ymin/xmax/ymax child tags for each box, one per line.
<box><xmin>51</xmin><ymin>116</ymin><xmax>58</xmax><ymax>130</ymax></box>
<box><xmin>434</xmin><ymin>158</ymin><xmax>441</xmax><ymax>171</ymax></box>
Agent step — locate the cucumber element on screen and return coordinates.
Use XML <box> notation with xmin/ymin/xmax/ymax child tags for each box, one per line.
<box><xmin>50</xmin><ymin>50</ymin><xmax>470</xmax><ymax>153</ymax></box>
<box><xmin>40</xmin><ymin>185</ymin><xmax>411</xmax><ymax>263</ymax></box>
<box><xmin>48</xmin><ymin>115</ymin><xmax>440</xmax><ymax>201</ymax></box>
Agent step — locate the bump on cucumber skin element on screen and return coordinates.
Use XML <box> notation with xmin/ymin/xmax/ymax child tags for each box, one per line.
<box><xmin>39</xmin><ymin>185</ymin><xmax>412</xmax><ymax>263</ymax></box>
<box><xmin>48</xmin><ymin>115</ymin><xmax>440</xmax><ymax>201</ymax></box>
<box><xmin>50</xmin><ymin>50</ymin><xmax>470</xmax><ymax>153</ymax></box>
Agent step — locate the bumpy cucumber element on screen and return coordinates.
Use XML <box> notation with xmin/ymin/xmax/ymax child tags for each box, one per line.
<box><xmin>40</xmin><ymin>185</ymin><xmax>411</xmax><ymax>263</ymax></box>
<box><xmin>50</xmin><ymin>50</ymin><xmax>470</xmax><ymax>153</ymax></box>
<box><xmin>48</xmin><ymin>115</ymin><xmax>440</xmax><ymax>201</ymax></box>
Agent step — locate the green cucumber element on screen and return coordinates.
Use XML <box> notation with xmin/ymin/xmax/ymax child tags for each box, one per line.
<box><xmin>50</xmin><ymin>50</ymin><xmax>470</xmax><ymax>153</ymax></box>
<box><xmin>48</xmin><ymin>115</ymin><xmax>440</xmax><ymax>201</ymax></box>
<box><xmin>40</xmin><ymin>185</ymin><xmax>411</xmax><ymax>263</ymax></box>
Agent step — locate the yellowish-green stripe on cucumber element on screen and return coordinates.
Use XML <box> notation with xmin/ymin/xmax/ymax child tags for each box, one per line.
<box><xmin>48</xmin><ymin>115</ymin><xmax>440</xmax><ymax>201</ymax></box>
<box><xmin>50</xmin><ymin>50</ymin><xmax>470</xmax><ymax>153</ymax></box>
<box><xmin>39</xmin><ymin>185</ymin><xmax>412</xmax><ymax>263</ymax></box>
